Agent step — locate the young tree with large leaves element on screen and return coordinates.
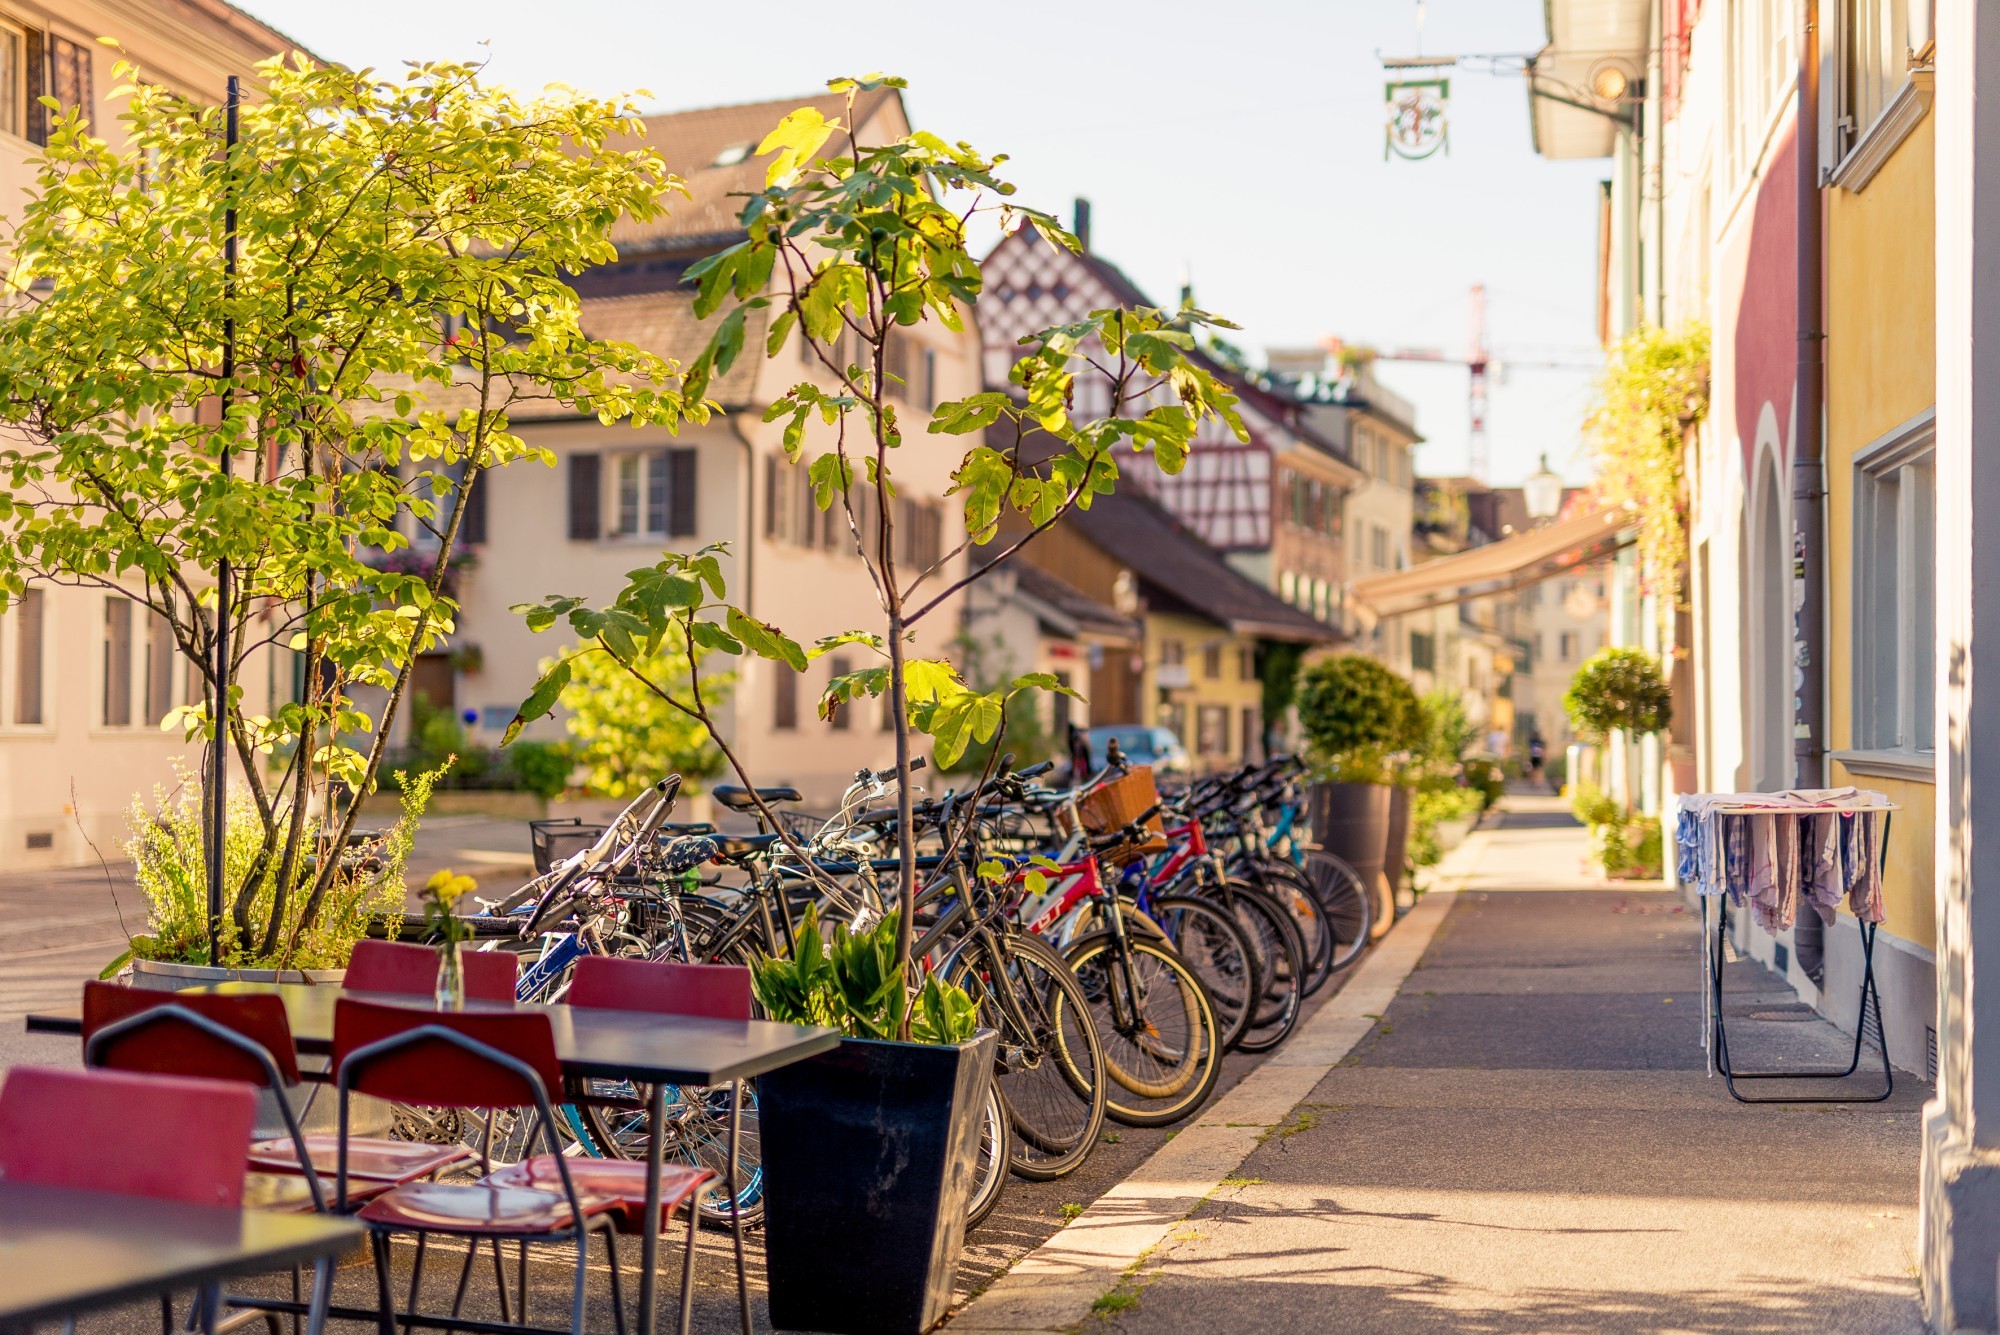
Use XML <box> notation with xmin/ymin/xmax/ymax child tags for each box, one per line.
<box><xmin>510</xmin><ymin>75</ymin><xmax>1246</xmax><ymax>995</ymax></box>
<box><xmin>0</xmin><ymin>56</ymin><xmax>694</xmax><ymax>962</ymax></box>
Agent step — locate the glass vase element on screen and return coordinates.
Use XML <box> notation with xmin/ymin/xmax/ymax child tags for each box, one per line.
<box><xmin>434</xmin><ymin>939</ymin><xmax>465</xmax><ymax>1010</ymax></box>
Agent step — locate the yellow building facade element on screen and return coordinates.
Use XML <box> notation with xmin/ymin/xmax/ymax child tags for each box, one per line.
<box><xmin>1823</xmin><ymin>106</ymin><xmax>1938</xmax><ymax>1063</ymax></box>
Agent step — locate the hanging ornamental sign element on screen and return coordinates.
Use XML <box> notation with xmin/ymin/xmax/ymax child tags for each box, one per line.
<box><xmin>1385</xmin><ymin>78</ymin><xmax>1450</xmax><ymax>160</ymax></box>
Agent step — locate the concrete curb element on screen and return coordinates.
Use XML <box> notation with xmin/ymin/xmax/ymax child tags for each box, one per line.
<box><xmin>948</xmin><ymin>845</ymin><xmax>1479</xmax><ymax>1331</ymax></box>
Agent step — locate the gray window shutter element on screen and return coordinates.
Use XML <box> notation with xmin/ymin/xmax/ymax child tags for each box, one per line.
<box><xmin>24</xmin><ymin>29</ymin><xmax>44</xmax><ymax>147</ymax></box>
<box><xmin>568</xmin><ymin>452</ymin><xmax>600</xmax><ymax>541</ymax></box>
<box><xmin>668</xmin><ymin>448</ymin><xmax>698</xmax><ymax>536</ymax></box>
<box><xmin>459</xmin><ymin>468</ymin><xmax>487</xmax><ymax>545</ymax></box>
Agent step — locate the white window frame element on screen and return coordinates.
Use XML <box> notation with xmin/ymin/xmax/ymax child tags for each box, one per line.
<box><xmin>607</xmin><ymin>448</ymin><xmax>669</xmax><ymax>540</ymax></box>
<box><xmin>1826</xmin><ymin>0</ymin><xmax>1935</xmax><ymax>192</ymax></box>
<box><xmin>1840</xmin><ymin>408</ymin><xmax>1936</xmax><ymax>778</ymax></box>
<box><xmin>0</xmin><ymin>18</ymin><xmax>25</xmax><ymax>143</ymax></box>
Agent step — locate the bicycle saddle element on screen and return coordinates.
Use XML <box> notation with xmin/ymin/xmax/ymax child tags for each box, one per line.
<box><xmin>711</xmin><ymin>832</ymin><xmax>783</xmax><ymax>859</ymax></box>
<box><xmin>711</xmin><ymin>785</ymin><xmax>802</xmax><ymax>812</ymax></box>
<box><xmin>658</xmin><ymin>835</ymin><xmax>719</xmax><ymax>873</ymax></box>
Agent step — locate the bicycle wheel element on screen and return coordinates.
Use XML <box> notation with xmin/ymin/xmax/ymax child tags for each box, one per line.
<box><xmin>1300</xmin><ymin>848</ymin><xmax>1372</xmax><ymax>973</ymax></box>
<box><xmin>944</xmin><ymin>930</ymin><xmax>1106</xmax><ymax>1182</ymax></box>
<box><xmin>571</xmin><ymin>1080</ymin><xmax>765</xmax><ymax>1229</ymax></box>
<box><xmin>1250</xmin><ymin>860</ymin><xmax>1336</xmax><ymax>997</ymax></box>
<box><xmin>1212</xmin><ymin>880</ymin><xmax>1305</xmax><ymax>1054</ymax></box>
<box><xmin>1064</xmin><ymin>932</ymin><xmax>1223</xmax><ymax>1128</ymax></box>
<box><xmin>1148</xmin><ymin>894</ymin><xmax>1260</xmax><ymax>1050</ymax></box>
<box><xmin>966</xmin><ymin>1083</ymin><xmax>1012</xmax><ymax>1231</ymax></box>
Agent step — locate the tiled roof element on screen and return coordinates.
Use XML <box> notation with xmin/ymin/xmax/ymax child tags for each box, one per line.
<box><xmin>1010</xmin><ymin>562</ymin><xmax>1141</xmax><ymax>641</ymax></box>
<box><xmin>1072</xmin><ymin>489</ymin><xmax>1340</xmax><ymax>644</ymax></box>
<box><xmin>605</xmin><ymin>89</ymin><xmax>901</xmax><ymax>254</ymax></box>
<box><xmin>578</xmin><ymin>281</ymin><xmax>768</xmax><ymax>409</ymax></box>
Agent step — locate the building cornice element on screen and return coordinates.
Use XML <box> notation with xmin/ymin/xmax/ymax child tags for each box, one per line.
<box><xmin>1827</xmin><ymin>69</ymin><xmax>1935</xmax><ymax>194</ymax></box>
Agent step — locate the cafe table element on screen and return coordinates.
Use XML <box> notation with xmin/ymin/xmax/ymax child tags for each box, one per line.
<box><xmin>27</xmin><ymin>983</ymin><xmax>840</xmax><ymax>1335</ymax></box>
<box><xmin>0</xmin><ymin>1178</ymin><xmax>361</xmax><ymax>1334</ymax></box>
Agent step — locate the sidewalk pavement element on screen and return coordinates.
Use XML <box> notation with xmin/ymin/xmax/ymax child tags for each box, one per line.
<box><xmin>953</xmin><ymin>794</ymin><xmax>1926</xmax><ymax>1333</ymax></box>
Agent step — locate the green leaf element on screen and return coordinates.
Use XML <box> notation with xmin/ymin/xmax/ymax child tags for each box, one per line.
<box><xmin>503</xmin><ymin>657</ymin><xmax>572</xmax><ymax>746</ymax></box>
<box><xmin>757</xmin><ymin>106</ymin><xmax>836</xmax><ymax>186</ymax></box>
<box><xmin>726</xmin><ymin>608</ymin><xmax>807</xmax><ymax>672</ymax></box>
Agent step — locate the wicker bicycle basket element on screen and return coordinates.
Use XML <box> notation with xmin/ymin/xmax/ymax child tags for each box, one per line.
<box><xmin>1056</xmin><ymin>765</ymin><xmax>1168</xmax><ymax>866</ymax></box>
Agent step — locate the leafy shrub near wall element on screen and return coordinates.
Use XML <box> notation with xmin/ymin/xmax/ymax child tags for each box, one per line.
<box><xmin>1296</xmin><ymin>654</ymin><xmax>1422</xmax><ymax>784</ymax></box>
<box><xmin>1586</xmin><ymin>321</ymin><xmax>1709</xmax><ymax>601</ymax></box>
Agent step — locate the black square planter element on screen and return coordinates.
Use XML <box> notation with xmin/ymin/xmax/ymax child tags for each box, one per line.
<box><xmin>759</xmin><ymin>1029</ymin><xmax>997</xmax><ymax>1334</ymax></box>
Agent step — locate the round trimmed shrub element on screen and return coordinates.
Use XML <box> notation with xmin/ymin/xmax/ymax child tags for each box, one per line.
<box><xmin>1296</xmin><ymin>654</ymin><xmax>1422</xmax><ymax>779</ymax></box>
<box><xmin>1564</xmin><ymin>646</ymin><xmax>1672</xmax><ymax>740</ymax></box>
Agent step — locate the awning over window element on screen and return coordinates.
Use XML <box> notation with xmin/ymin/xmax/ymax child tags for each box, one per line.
<box><xmin>1351</xmin><ymin>505</ymin><xmax>1634</xmax><ymax>616</ymax></box>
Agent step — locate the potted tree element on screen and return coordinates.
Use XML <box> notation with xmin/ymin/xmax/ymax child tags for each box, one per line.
<box><xmin>505</xmin><ymin>76</ymin><xmax>1252</xmax><ymax>1328</ymax></box>
<box><xmin>1564</xmin><ymin>646</ymin><xmax>1673</xmax><ymax>877</ymax></box>
<box><xmin>750</xmin><ymin>909</ymin><xmax>991</xmax><ymax>1334</ymax></box>
<box><xmin>0</xmin><ymin>58</ymin><xmax>692</xmax><ymax>982</ymax></box>
<box><xmin>1296</xmin><ymin>654</ymin><xmax>1422</xmax><ymax>938</ymax></box>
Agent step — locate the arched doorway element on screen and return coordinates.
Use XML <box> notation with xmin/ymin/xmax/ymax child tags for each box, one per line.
<box><xmin>1747</xmin><ymin>450</ymin><xmax>1791</xmax><ymax>791</ymax></box>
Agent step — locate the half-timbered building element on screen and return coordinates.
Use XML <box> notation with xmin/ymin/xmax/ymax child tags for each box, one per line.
<box><xmin>978</xmin><ymin>210</ymin><xmax>1363</xmax><ymax>627</ymax></box>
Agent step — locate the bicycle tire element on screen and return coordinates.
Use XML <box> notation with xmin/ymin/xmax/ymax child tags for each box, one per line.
<box><xmin>1248</xmin><ymin>859</ymin><xmax>1336</xmax><ymax>997</ymax></box>
<box><xmin>1063</xmin><ymin>932</ymin><xmax>1223</xmax><ymax>1128</ymax></box>
<box><xmin>943</xmin><ymin>930</ymin><xmax>1106</xmax><ymax>1182</ymax></box>
<box><xmin>1147</xmin><ymin>894</ymin><xmax>1261</xmax><ymax>1051</ymax></box>
<box><xmin>1208</xmin><ymin>879</ymin><xmax>1305</xmax><ymax>1054</ymax></box>
<box><xmin>966</xmin><ymin>1083</ymin><xmax>1012</xmax><ymax>1231</ymax></box>
<box><xmin>571</xmin><ymin>1080</ymin><xmax>766</xmax><ymax>1230</ymax></box>
<box><xmin>1299</xmin><ymin>848</ymin><xmax>1372</xmax><ymax>973</ymax></box>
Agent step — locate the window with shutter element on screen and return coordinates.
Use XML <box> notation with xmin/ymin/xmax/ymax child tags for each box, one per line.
<box><xmin>47</xmin><ymin>35</ymin><xmax>87</xmax><ymax>126</ymax></box>
<box><xmin>103</xmin><ymin>596</ymin><xmax>132</xmax><ymax>727</ymax></box>
<box><xmin>459</xmin><ymin>467</ymin><xmax>487</xmax><ymax>545</ymax></box>
<box><xmin>827</xmin><ymin>655</ymin><xmax>851</xmax><ymax>731</ymax></box>
<box><xmin>145</xmin><ymin>610</ymin><xmax>174</xmax><ymax>724</ymax></box>
<box><xmin>773</xmin><ymin>662</ymin><xmax>798</xmax><ymax>731</ymax></box>
<box><xmin>668</xmin><ymin>448</ymin><xmax>697</xmax><ymax>536</ymax></box>
<box><xmin>922</xmin><ymin>349</ymin><xmax>938</xmax><ymax>412</ymax></box>
<box><xmin>567</xmin><ymin>453</ymin><xmax>601</xmax><ymax>541</ymax></box>
<box><xmin>885</xmin><ymin>336</ymin><xmax>910</xmax><ymax>400</ymax></box>
<box><xmin>764</xmin><ymin>454</ymin><xmax>783</xmax><ymax>540</ymax></box>
<box><xmin>22</xmin><ymin>26</ymin><xmax>42</xmax><ymax>146</ymax></box>
<box><xmin>11</xmin><ymin>586</ymin><xmax>43</xmax><ymax>725</ymax></box>
<box><xmin>799</xmin><ymin>473</ymin><xmax>817</xmax><ymax>548</ymax></box>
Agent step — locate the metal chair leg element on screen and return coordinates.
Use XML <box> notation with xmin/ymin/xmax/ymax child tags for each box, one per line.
<box><xmin>570</xmin><ymin>1235</ymin><xmax>588</xmax><ymax>1335</ymax></box>
<box><xmin>677</xmin><ymin>1206</ymin><xmax>700</xmax><ymax>1335</ymax></box>
<box><xmin>601</xmin><ymin>1223</ymin><xmax>627</xmax><ymax>1335</ymax></box>
<box><xmin>729</xmin><ymin>1080</ymin><xmax>750</xmax><ymax>1335</ymax></box>
<box><xmin>370</xmin><ymin>1233</ymin><xmax>397</xmax><ymax>1335</ymax></box>
<box><xmin>448</xmin><ymin>1236</ymin><xmax>479</xmax><ymax>1319</ymax></box>
<box><xmin>490</xmin><ymin>1239</ymin><xmax>512</xmax><ymax>1326</ymax></box>
<box><xmin>402</xmin><ymin>1233</ymin><xmax>427</xmax><ymax>1335</ymax></box>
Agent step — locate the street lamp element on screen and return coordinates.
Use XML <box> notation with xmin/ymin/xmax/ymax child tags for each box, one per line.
<box><xmin>1524</xmin><ymin>454</ymin><xmax>1564</xmax><ymax>523</ymax></box>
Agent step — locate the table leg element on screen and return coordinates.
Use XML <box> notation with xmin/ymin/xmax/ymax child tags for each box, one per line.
<box><xmin>639</xmin><ymin>1082</ymin><xmax>667</xmax><ymax>1335</ymax></box>
<box><xmin>730</xmin><ymin>1079</ymin><xmax>750</xmax><ymax>1335</ymax></box>
<box><xmin>306</xmin><ymin>1258</ymin><xmax>333</xmax><ymax>1335</ymax></box>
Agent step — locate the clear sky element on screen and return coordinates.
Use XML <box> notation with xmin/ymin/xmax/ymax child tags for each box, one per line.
<box><xmin>242</xmin><ymin>0</ymin><xmax>1611</xmax><ymax>486</ymax></box>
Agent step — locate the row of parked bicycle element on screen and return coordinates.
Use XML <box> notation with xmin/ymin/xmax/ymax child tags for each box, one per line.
<box><xmin>417</xmin><ymin>748</ymin><xmax>1377</xmax><ymax>1233</ymax></box>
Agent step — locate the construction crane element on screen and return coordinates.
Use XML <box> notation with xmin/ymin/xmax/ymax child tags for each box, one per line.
<box><xmin>1330</xmin><ymin>284</ymin><xmax>1601</xmax><ymax>481</ymax></box>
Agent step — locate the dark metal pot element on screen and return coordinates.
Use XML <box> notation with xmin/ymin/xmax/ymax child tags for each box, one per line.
<box><xmin>760</xmin><ymin>1029</ymin><xmax>998</xmax><ymax>1334</ymax></box>
<box><xmin>1310</xmin><ymin>780</ymin><xmax>1395</xmax><ymax>941</ymax></box>
<box><xmin>1385</xmin><ymin>784</ymin><xmax>1413</xmax><ymax>910</ymax></box>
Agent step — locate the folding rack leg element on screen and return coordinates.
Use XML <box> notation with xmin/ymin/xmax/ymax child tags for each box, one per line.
<box><xmin>1709</xmin><ymin>897</ymin><xmax>1893</xmax><ymax>1104</ymax></box>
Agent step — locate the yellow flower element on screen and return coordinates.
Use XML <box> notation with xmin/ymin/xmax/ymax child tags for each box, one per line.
<box><xmin>425</xmin><ymin>868</ymin><xmax>477</xmax><ymax>906</ymax></box>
